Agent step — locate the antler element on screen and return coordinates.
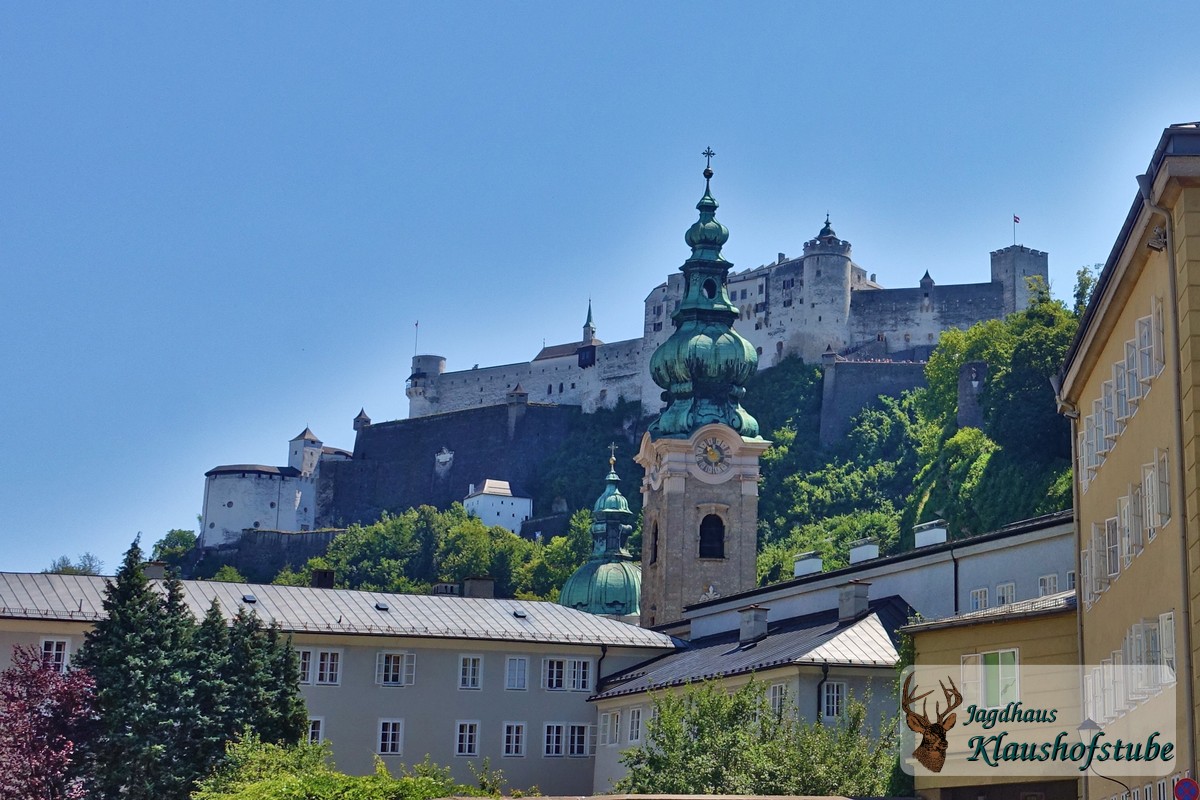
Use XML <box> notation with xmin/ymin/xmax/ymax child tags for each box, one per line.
<box><xmin>935</xmin><ymin>677</ymin><xmax>963</xmax><ymax>725</ymax></box>
<box><xmin>902</xmin><ymin>674</ymin><xmax>934</xmax><ymax>728</ymax></box>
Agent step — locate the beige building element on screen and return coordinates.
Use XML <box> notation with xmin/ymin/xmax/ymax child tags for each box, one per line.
<box><xmin>1058</xmin><ymin>122</ymin><xmax>1200</xmax><ymax>794</ymax></box>
<box><xmin>0</xmin><ymin>572</ymin><xmax>676</xmax><ymax>795</ymax></box>
<box><xmin>904</xmin><ymin>591</ymin><xmax>1079</xmax><ymax>800</ymax></box>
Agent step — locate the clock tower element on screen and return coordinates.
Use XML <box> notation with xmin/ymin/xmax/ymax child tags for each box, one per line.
<box><xmin>636</xmin><ymin>152</ymin><xmax>769</xmax><ymax>627</ymax></box>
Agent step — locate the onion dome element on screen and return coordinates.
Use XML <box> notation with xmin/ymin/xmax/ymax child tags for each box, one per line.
<box><xmin>818</xmin><ymin>214</ymin><xmax>836</xmax><ymax>239</ymax></box>
<box><xmin>647</xmin><ymin>150</ymin><xmax>760</xmax><ymax>439</ymax></box>
<box><xmin>558</xmin><ymin>451</ymin><xmax>640</xmax><ymax>618</ymax></box>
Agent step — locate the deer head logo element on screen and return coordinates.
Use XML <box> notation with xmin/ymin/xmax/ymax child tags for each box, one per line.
<box><xmin>902</xmin><ymin>674</ymin><xmax>963</xmax><ymax>773</ymax></box>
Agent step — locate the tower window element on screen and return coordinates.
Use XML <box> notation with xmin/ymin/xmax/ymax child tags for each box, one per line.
<box><xmin>699</xmin><ymin>515</ymin><xmax>725</xmax><ymax>559</ymax></box>
<box><xmin>702</xmin><ymin>279</ymin><xmax>717</xmax><ymax>299</ymax></box>
<box><xmin>650</xmin><ymin>522</ymin><xmax>659</xmax><ymax>564</ymax></box>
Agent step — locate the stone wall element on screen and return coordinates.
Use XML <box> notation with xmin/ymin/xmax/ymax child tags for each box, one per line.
<box><xmin>318</xmin><ymin>402</ymin><xmax>580</xmax><ymax>528</ymax></box>
<box><xmin>818</xmin><ymin>360</ymin><xmax>928</xmax><ymax>447</ymax></box>
<box><xmin>194</xmin><ymin>529</ymin><xmax>343</xmax><ymax>583</ymax></box>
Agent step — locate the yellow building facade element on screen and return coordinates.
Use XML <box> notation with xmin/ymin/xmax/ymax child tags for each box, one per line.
<box><xmin>1059</xmin><ymin>123</ymin><xmax>1200</xmax><ymax>797</ymax></box>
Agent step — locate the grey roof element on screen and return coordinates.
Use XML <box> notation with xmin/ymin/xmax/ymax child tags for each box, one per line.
<box><xmin>901</xmin><ymin>590</ymin><xmax>1076</xmax><ymax>634</ymax></box>
<box><xmin>204</xmin><ymin>464</ymin><xmax>301</xmax><ymax>478</ymax></box>
<box><xmin>291</xmin><ymin>427</ymin><xmax>321</xmax><ymax>443</ymax></box>
<box><xmin>0</xmin><ymin>573</ymin><xmax>677</xmax><ymax>650</ymax></box>
<box><xmin>593</xmin><ymin>596</ymin><xmax>912</xmax><ymax>700</ymax></box>
<box><xmin>685</xmin><ymin>509</ymin><xmax>1073</xmax><ymax>613</ymax></box>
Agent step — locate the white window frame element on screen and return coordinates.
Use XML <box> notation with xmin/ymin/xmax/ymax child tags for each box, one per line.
<box><xmin>297</xmin><ymin>648</ymin><xmax>341</xmax><ymax>686</ymax></box>
<box><xmin>376</xmin><ymin>651</ymin><xmax>416</xmax><ymax>687</ymax></box>
<box><xmin>1114</xmin><ymin>361</ymin><xmax>1130</xmax><ymax>423</ymax></box>
<box><xmin>459</xmin><ymin>655</ymin><xmax>483</xmax><ymax>690</ymax></box>
<box><xmin>769</xmin><ymin>682</ymin><xmax>787</xmax><ymax>716</ymax></box>
<box><xmin>1144</xmin><ymin>461</ymin><xmax>1160</xmax><ymax>541</ymax></box>
<box><xmin>628</xmin><ymin>707</ymin><xmax>642</xmax><ymax>743</ymax></box>
<box><xmin>1102</xmin><ymin>380</ymin><xmax>1116</xmax><ymax>444</ymax></box>
<box><xmin>970</xmin><ymin>588</ymin><xmax>988</xmax><ymax>611</ymax></box>
<box><xmin>40</xmin><ymin>638</ymin><xmax>69</xmax><ymax>673</ymax></box>
<box><xmin>961</xmin><ymin>649</ymin><xmax>1019</xmax><ymax>709</ymax></box>
<box><xmin>1138</xmin><ymin>316</ymin><xmax>1155</xmax><ymax>387</ymax></box>
<box><xmin>503</xmin><ymin>721</ymin><xmax>526</xmax><ymax>757</ymax></box>
<box><xmin>506</xmin><ymin>656</ymin><xmax>528</xmax><ymax>690</ymax></box>
<box><xmin>378</xmin><ymin>718</ymin><xmax>404</xmax><ymax>755</ymax></box>
<box><xmin>1105</xmin><ymin>517</ymin><xmax>1120</xmax><ymax>578</ymax></box>
<box><xmin>1160</xmin><ymin>611</ymin><xmax>1176</xmax><ymax>685</ymax></box>
<box><xmin>544</xmin><ymin>723</ymin><xmax>565</xmax><ymax>757</ymax></box>
<box><xmin>307</xmin><ymin>717</ymin><xmax>324</xmax><ymax>744</ymax></box>
<box><xmin>996</xmin><ymin>582</ymin><xmax>1016</xmax><ymax>606</ymax></box>
<box><xmin>600</xmin><ymin>711</ymin><xmax>622</xmax><ymax>746</ymax></box>
<box><xmin>542</xmin><ymin>657</ymin><xmax>592</xmax><ymax>692</ymax></box>
<box><xmin>455</xmin><ymin>720</ymin><xmax>480</xmax><ymax>757</ymax></box>
<box><xmin>1126</xmin><ymin>339</ymin><xmax>1143</xmax><ymax>405</ymax></box>
<box><xmin>1038</xmin><ymin>574</ymin><xmax>1058</xmax><ymax>596</ymax></box>
<box><xmin>1067</xmin><ymin>570</ymin><xmax>1076</xmax><ymax>591</ymax></box>
<box><xmin>822</xmin><ymin>681</ymin><xmax>845</xmax><ymax>720</ymax></box>
<box><xmin>568</xmin><ymin>723</ymin><xmax>595</xmax><ymax>757</ymax></box>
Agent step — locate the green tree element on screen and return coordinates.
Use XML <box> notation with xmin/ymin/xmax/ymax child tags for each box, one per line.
<box><xmin>43</xmin><ymin>553</ymin><xmax>104</xmax><ymax>575</ymax></box>
<box><xmin>151</xmin><ymin>529</ymin><xmax>197</xmax><ymax>571</ymax></box>
<box><xmin>211</xmin><ymin>565</ymin><xmax>248</xmax><ymax>583</ymax></box>
<box><xmin>615</xmin><ymin>680</ymin><xmax>897</xmax><ymax>795</ymax></box>
<box><xmin>1074</xmin><ymin>264</ymin><xmax>1099</xmax><ymax>317</ymax></box>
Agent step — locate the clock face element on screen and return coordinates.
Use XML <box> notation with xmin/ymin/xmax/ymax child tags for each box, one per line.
<box><xmin>694</xmin><ymin>436</ymin><xmax>731</xmax><ymax>474</ymax></box>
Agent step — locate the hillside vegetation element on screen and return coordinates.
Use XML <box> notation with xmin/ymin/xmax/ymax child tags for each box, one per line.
<box><xmin>238</xmin><ymin>286</ymin><xmax>1077</xmax><ymax>598</ymax></box>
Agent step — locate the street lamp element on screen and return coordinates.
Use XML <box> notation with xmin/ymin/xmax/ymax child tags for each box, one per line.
<box><xmin>1078</xmin><ymin>718</ymin><xmax>1132</xmax><ymax>796</ymax></box>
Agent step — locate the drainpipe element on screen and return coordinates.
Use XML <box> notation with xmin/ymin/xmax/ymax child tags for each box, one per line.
<box><xmin>816</xmin><ymin>662</ymin><xmax>830</xmax><ymax>721</ymax></box>
<box><xmin>1137</xmin><ymin>173</ymin><xmax>1196</xmax><ymax>776</ymax></box>
<box><xmin>949</xmin><ymin>540</ymin><xmax>960</xmax><ymax>616</ymax></box>
<box><xmin>597</xmin><ymin>643</ymin><xmax>609</xmax><ymax>681</ymax></box>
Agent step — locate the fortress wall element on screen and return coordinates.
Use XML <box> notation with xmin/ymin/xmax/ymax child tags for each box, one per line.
<box><xmin>319</xmin><ymin>403</ymin><xmax>580</xmax><ymax>528</ymax></box>
<box><xmin>581</xmin><ymin>338</ymin><xmax>645</xmax><ymax>413</ymax></box>
<box><xmin>818</xmin><ymin>360</ymin><xmax>928</xmax><ymax>448</ymax></box>
<box><xmin>849</xmin><ymin>281</ymin><xmax>1006</xmax><ymax>353</ymax></box>
<box><xmin>197</xmin><ymin>529</ymin><xmax>343</xmax><ymax>583</ymax></box>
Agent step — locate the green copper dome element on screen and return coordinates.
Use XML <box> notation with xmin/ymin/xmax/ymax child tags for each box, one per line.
<box><xmin>558</xmin><ymin>454</ymin><xmax>640</xmax><ymax>618</ymax></box>
<box><xmin>647</xmin><ymin>153</ymin><xmax>760</xmax><ymax>439</ymax></box>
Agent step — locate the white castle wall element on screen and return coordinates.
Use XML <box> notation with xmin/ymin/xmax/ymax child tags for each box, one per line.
<box><xmin>201</xmin><ymin>471</ymin><xmax>314</xmax><ymax>547</ymax></box>
<box><xmin>407</xmin><ymin>232</ymin><xmax>1048</xmax><ymax>420</ymax></box>
<box><xmin>464</xmin><ymin>492</ymin><xmax>533</xmax><ymax>534</ymax></box>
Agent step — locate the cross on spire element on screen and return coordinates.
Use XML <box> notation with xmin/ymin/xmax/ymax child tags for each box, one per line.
<box><xmin>702</xmin><ymin>147</ymin><xmax>715</xmax><ymax>167</ymax></box>
<box><xmin>608</xmin><ymin>442</ymin><xmax>618</xmax><ymax>466</ymax></box>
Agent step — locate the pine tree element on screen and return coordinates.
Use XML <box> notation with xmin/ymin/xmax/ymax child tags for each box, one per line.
<box><xmin>73</xmin><ymin>538</ymin><xmax>178</xmax><ymax>799</ymax></box>
<box><xmin>187</xmin><ymin>599</ymin><xmax>233</xmax><ymax>775</ymax></box>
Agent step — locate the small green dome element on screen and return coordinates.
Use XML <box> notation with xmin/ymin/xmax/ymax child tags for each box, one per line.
<box><xmin>684</xmin><ymin>182</ymin><xmax>729</xmax><ymax>262</ymax></box>
<box><xmin>559</xmin><ymin>559</ymin><xmax>641</xmax><ymax>617</ymax></box>
<box><xmin>593</xmin><ymin>468</ymin><xmax>631</xmax><ymax>515</ymax></box>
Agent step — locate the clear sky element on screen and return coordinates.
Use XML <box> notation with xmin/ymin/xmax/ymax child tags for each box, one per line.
<box><xmin>2</xmin><ymin>3</ymin><xmax>1197</xmax><ymax>574</ymax></box>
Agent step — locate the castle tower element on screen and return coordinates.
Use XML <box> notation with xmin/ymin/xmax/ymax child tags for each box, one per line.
<box><xmin>635</xmin><ymin>153</ymin><xmax>770</xmax><ymax>627</ymax></box>
<box><xmin>558</xmin><ymin>449</ymin><xmax>641</xmax><ymax>621</ymax></box>
<box><xmin>990</xmin><ymin>244</ymin><xmax>1049</xmax><ymax>314</ymax></box>
<box><xmin>353</xmin><ymin>408</ymin><xmax>372</xmax><ymax>433</ymax></box>
<box><xmin>406</xmin><ymin>354</ymin><xmax>446</xmax><ymax>417</ymax></box>
<box><xmin>801</xmin><ymin>215</ymin><xmax>853</xmax><ymax>355</ymax></box>
<box><xmin>288</xmin><ymin>427</ymin><xmax>322</xmax><ymax>476</ymax></box>
<box><xmin>582</xmin><ymin>300</ymin><xmax>597</xmax><ymax>345</ymax></box>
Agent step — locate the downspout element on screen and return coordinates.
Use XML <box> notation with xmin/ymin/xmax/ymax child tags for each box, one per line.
<box><xmin>816</xmin><ymin>662</ymin><xmax>830</xmax><ymax>721</ymax></box>
<box><xmin>949</xmin><ymin>540</ymin><xmax>960</xmax><ymax>616</ymax></box>
<box><xmin>1138</xmin><ymin>173</ymin><xmax>1196</xmax><ymax>775</ymax></box>
<box><xmin>597</xmin><ymin>643</ymin><xmax>609</xmax><ymax>681</ymax></box>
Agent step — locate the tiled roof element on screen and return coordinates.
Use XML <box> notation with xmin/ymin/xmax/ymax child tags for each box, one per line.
<box><xmin>533</xmin><ymin>340</ymin><xmax>601</xmax><ymax>361</ymax></box>
<box><xmin>901</xmin><ymin>590</ymin><xmax>1075</xmax><ymax>633</ymax></box>
<box><xmin>204</xmin><ymin>464</ymin><xmax>301</xmax><ymax>477</ymax></box>
<box><xmin>292</xmin><ymin>427</ymin><xmax>321</xmax><ymax>442</ymax></box>
<box><xmin>0</xmin><ymin>573</ymin><xmax>677</xmax><ymax>650</ymax></box>
<box><xmin>593</xmin><ymin>596</ymin><xmax>912</xmax><ymax>700</ymax></box>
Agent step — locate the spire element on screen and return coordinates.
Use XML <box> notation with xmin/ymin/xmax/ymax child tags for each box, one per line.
<box><xmin>582</xmin><ymin>299</ymin><xmax>597</xmax><ymax>344</ymax></box>
<box><xmin>647</xmin><ymin>150</ymin><xmax>760</xmax><ymax>439</ymax></box>
<box><xmin>585</xmin><ymin>300</ymin><xmax>594</xmax><ymax>327</ymax></box>
<box><xmin>818</xmin><ymin>214</ymin><xmax>836</xmax><ymax>239</ymax></box>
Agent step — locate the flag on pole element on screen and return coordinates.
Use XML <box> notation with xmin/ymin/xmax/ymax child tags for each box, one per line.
<box><xmin>1013</xmin><ymin>215</ymin><xmax>1020</xmax><ymax>224</ymax></box>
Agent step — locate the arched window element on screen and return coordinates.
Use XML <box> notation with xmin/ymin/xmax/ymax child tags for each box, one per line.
<box><xmin>650</xmin><ymin>522</ymin><xmax>659</xmax><ymax>564</ymax></box>
<box><xmin>699</xmin><ymin>514</ymin><xmax>724</xmax><ymax>559</ymax></box>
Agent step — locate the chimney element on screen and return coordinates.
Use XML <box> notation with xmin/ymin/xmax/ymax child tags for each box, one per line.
<box><xmin>311</xmin><ymin>569</ymin><xmax>335</xmax><ymax>589</ymax></box>
<box><xmin>913</xmin><ymin>520</ymin><xmax>948</xmax><ymax>548</ymax></box>
<box><xmin>142</xmin><ymin>561</ymin><xmax>167</xmax><ymax>580</ymax></box>
<box><xmin>848</xmin><ymin>538</ymin><xmax>879</xmax><ymax>564</ymax></box>
<box><xmin>462</xmin><ymin>577</ymin><xmax>495</xmax><ymax>599</ymax></box>
<box><xmin>793</xmin><ymin>551</ymin><xmax>822</xmax><ymax>577</ymax></box>
<box><xmin>738</xmin><ymin>604</ymin><xmax>769</xmax><ymax>645</ymax></box>
<box><xmin>838</xmin><ymin>582</ymin><xmax>871</xmax><ymax>622</ymax></box>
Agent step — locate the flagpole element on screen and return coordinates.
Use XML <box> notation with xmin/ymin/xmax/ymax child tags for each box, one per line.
<box><xmin>1013</xmin><ymin>215</ymin><xmax>1016</xmax><ymax>246</ymax></box>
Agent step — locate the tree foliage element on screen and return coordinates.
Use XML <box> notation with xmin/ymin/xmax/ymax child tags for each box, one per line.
<box><xmin>0</xmin><ymin>644</ymin><xmax>96</xmax><ymax>800</ymax></box>
<box><xmin>43</xmin><ymin>553</ymin><xmax>104</xmax><ymax>575</ymax></box>
<box><xmin>151</xmin><ymin>529</ymin><xmax>197</xmax><ymax>571</ymax></box>
<box><xmin>615</xmin><ymin>680</ymin><xmax>897</xmax><ymax>796</ymax></box>
<box><xmin>192</xmin><ymin>735</ymin><xmax>490</xmax><ymax>800</ymax></box>
<box><xmin>73</xmin><ymin>539</ymin><xmax>306</xmax><ymax>799</ymax></box>
<box><xmin>276</xmin><ymin>504</ymin><xmax>595</xmax><ymax>601</ymax></box>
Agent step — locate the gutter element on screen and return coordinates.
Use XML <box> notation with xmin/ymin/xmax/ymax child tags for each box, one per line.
<box><xmin>1137</xmin><ymin>172</ymin><xmax>1196</xmax><ymax>776</ymax></box>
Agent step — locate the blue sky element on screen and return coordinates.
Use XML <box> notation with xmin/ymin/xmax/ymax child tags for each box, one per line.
<box><xmin>2</xmin><ymin>3</ymin><xmax>1197</xmax><ymax>573</ymax></box>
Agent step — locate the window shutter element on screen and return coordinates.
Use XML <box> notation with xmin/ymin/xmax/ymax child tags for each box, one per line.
<box><xmin>1152</xmin><ymin>296</ymin><xmax>1166</xmax><ymax>375</ymax></box>
<box><xmin>1158</xmin><ymin>450</ymin><xmax>1171</xmax><ymax>523</ymax></box>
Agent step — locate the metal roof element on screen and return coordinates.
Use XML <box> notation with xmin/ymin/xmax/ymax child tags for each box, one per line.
<box><xmin>0</xmin><ymin>573</ymin><xmax>677</xmax><ymax>650</ymax></box>
<box><xmin>204</xmin><ymin>464</ymin><xmax>301</xmax><ymax>477</ymax></box>
<box><xmin>593</xmin><ymin>596</ymin><xmax>912</xmax><ymax>700</ymax></box>
<box><xmin>901</xmin><ymin>590</ymin><xmax>1076</xmax><ymax>633</ymax></box>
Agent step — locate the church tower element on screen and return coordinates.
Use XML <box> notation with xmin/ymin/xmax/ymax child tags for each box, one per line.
<box><xmin>635</xmin><ymin>152</ymin><xmax>769</xmax><ymax>627</ymax></box>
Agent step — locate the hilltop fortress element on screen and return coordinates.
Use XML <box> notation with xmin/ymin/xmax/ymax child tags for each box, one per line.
<box><xmin>406</xmin><ymin>218</ymin><xmax>1047</xmax><ymax>420</ymax></box>
<box><xmin>203</xmin><ymin>217</ymin><xmax>1047</xmax><ymax>550</ymax></box>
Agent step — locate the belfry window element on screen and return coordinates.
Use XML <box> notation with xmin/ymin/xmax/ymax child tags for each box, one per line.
<box><xmin>699</xmin><ymin>515</ymin><xmax>724</xmax><ymax>559</ymax></box>
<box><xmin>650</xmin><ymin>522</ymin><xmax>659</xmax><ymax>564</ymax></box>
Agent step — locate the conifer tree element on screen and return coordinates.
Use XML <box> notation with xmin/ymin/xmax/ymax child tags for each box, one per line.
<box><xmin>73</xmin><ymin>538</ymin><xmax>178</xmax><ymax>799</ymax></box>
<box><xmin>187</xmin><ymin>599</ymin><xmax>233</xmax><ymax>775</ymax></box>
